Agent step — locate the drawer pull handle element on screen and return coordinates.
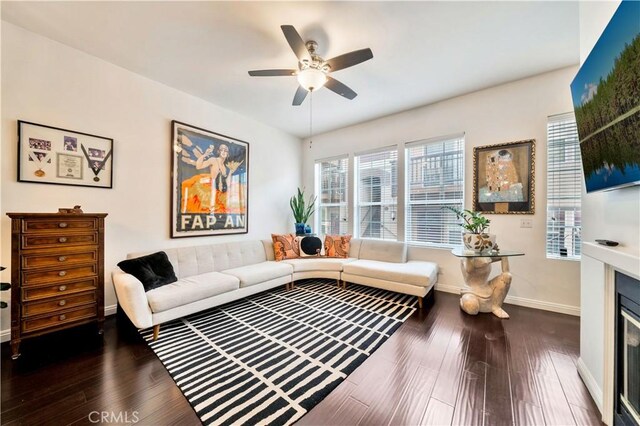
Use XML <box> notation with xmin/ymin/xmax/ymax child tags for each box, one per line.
<box><xmin>59</xmin><ymin>237</ymin><xmax>67</xmax><ymax>243</ymax></box>
<box><xmin>59</xmin><ymin>314</ymin><xmax>66</xmax><ymax>321</ymax></box>
<box><xmin>58</xmin><ymin>271</ymin><xmax>67</xmax><ymax>277</ymax></box>
<box><xmin>59</xmin><ymin>222</ymin><xmax>68</xmax><ymax>228</ymax></box>
<box><xmin>58</xmin><ymin>256</ymin><xmax>67</xmax><ymax>262</ymax></box>
<box><xmin>59</xmin><ymin>300</ymin><xmax>67</xmax><ymax>306</ymax></box>
<box><xmin>59</xmin><ymin>285</ymin><xmax>67</xmax><ymax>291</ymax></box>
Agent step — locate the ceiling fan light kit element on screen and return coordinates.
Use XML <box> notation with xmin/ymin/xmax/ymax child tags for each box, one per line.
<box><xmin>297</xmin><ymin>68</ymin><xmax>327</xmax><ymax>91</ymax></box>
<box><xmin>248</xmin><ymin>24</ymin><xmax>373</xmax><ymax>106</ymax></box>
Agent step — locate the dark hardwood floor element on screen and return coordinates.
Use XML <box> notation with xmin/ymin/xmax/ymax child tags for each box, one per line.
<box><xmin>1</xmin><ymin>290</ymin><xmax>602</xmax><ymax>425</ymax></box>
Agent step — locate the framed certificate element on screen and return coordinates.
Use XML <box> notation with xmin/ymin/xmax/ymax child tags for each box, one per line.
<box><xmin>56</xmin><ymin>153</ymin><xmax>83</xmax><ymax>180</ymax></box>
<box><xmin>18</xmin><ymin>120</ymin><xmax>113</xmax><ymax>188</ymax></box>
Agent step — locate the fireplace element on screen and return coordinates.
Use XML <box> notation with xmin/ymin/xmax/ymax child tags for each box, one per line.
<box><xmin>615</xmin><ymin>271</ymin><xmax>640</xmax><ymax>426</ymax></box>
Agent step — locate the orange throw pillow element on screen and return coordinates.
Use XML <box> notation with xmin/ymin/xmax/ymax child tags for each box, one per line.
<box><xmin>271</xmin><ymin>233</ymin><xmax>300</xmax><ymax>261</ymax></box>
<box><xmin>324</xmin><ymin>235</ymin><xmax>352</xmax><ymax>258</ymax></box>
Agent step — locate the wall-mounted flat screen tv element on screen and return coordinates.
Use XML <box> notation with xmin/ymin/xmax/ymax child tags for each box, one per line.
<box><xmin>570</xmin><ymin>0</ymin><xmax>640</xmax><ymax>193</ymax></box>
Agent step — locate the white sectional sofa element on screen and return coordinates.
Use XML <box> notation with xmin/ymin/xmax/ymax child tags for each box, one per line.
<box><xmin>112</xmin><ymin>238</ymin><xmax>438</xmax><ymax>339</ymax></box>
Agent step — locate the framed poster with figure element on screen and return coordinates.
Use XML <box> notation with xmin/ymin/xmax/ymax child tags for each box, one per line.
<box><xmin>171</xmin><ymin>121</ymin><xmax>249</xmax><ymax>238</ymax></box>
<box><xmin>18</xmin><ymin>120</ymin><xmax>113</xmax><ymax>188</ymax></box>
<box><xmin>473</xmin><ymin>139</ymin><xmax>535</xmax><ymax>214</ymax></box>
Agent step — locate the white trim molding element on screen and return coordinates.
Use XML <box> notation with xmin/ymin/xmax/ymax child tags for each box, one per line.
<box><xmin>602</xmin><ymin>264</ymin><xmax>616</xmax><ymax>426</ymax></box>
<box><xmin>105</xmin><ymin>304</ymin><xmax>118</xmax><ymax>316</ymax></box>
<box><xmin>577</xmin><ymin>356</ymin><xmax>604</xmax><ymax>414</ymax></box>
<box><xmin>435</xmin><ymin>283</ymin><xmax>580</xmax><ymax>316</ymax></box>
<box><xmin>0</xmin><ymin>329</ymin><xmax>9</xmax><ymax>344</ymax></box>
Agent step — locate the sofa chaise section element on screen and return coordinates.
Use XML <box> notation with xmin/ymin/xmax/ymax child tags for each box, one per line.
<box><xmin>341</xmin><ymin>239</ymin><xmax>438</xmax><ymax>308</ymax></box>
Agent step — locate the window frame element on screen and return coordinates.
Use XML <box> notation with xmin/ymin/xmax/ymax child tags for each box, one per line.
<box><xmin>545</xmin><ymin>113</ymin><xmax>582</xmax><ymax>261</ymax></box>
<box><xmin>314</xmin><ymin>155</ymin><xmax>350</xmax><ymax>236</ymax></box>
<box><xmin>404</xmin><ymin>134</ymin><xmax>465</xmax><ymax>249</ymax></box>
<box><xmin>354</xmin><ymin>146</ymin><xmax>399</xmax><ymax>241</ymax></box>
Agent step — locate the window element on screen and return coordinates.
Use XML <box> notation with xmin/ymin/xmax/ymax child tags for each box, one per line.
<box><xmin>405</xmin><ymin>134</ymin><xmax>465</xmax><ymax>247</ymax></box>
<box><xmin>355</xmin><ymin>148</ymin><xmax>398</xmax><ymax>240</ymax></box>
<box><xmin>546</xmin><ymin>113</ymin><xmax>582</xmax><ymax>259</ymax></box>
<box><xmin>315</xmin><ymin>157</ymin><xmax>349</xmax><ymax>235</ymax></box>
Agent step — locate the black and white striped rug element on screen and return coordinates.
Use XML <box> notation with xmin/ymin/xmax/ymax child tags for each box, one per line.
<box><xmin>141</xmin><ymin>279</ymin><xmax>417</xmax><ymax>425</ymax></box>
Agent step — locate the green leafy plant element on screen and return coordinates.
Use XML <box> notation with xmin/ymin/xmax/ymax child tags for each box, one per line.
<box><xmin>442</xmin><ymin>206</ymin><xmax>491</xmax><ymax>234</ymax></box>
<box><xmin>290</xmin><ymin>187</ymin><xmax>316</xmax><ymax>224</ymax></box>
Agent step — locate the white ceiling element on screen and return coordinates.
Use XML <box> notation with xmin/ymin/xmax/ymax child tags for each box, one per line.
<box><xmin>2</xmin><ymin>1</ymin><xmax>580</xmax><ymax>138</ymax></box>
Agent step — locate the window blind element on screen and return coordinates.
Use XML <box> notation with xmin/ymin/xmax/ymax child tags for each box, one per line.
<box><xmin>546</xmin><ymin>113</ymin><xmax>582</xmax><ymax>260</ymax></box>
<box><xmin>315</xmin><ymin>157</ymin><xmax>349</xmax><ymax>235</ymax></box>
<box><xmin>355</xmin><ymin>148</ymin><xmax>398</xmax><ymax>240</ymax></box>
<box><xmin>405</xmin><ymin>135</ymin><xmax>464</xmax><ymax>247</ymax></box>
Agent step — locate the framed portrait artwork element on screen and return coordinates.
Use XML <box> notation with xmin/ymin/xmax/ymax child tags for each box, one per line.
<box><xmin>171</xmin><ymin>121</ymin><xmax>249</xmax><ymax>238</ymax></box>
<box><xmin>18</xmin><ymin>121</ymin><xmax>113</xmax><ymax>188</ymax></box>
<box><xmin>473</xmin><ymin>139</ymin><xmax>535</xmax><ymax>214</ymax></box>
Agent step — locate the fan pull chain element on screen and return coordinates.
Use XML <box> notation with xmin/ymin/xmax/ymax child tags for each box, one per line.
<box><xmin>309</xmin><ymin>90</ymin><xmax>313</xmax><ymax>149</ymax></box>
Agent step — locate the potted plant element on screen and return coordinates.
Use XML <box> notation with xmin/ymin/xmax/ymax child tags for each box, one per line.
<box><xmin>443</xmin><ymin>206</ymin><xmax>497</xmax><ymax>252</ymax></box>
<box><xmin>290</xmin><ymin>187</ymin><xmax>316</xmax><ymax>235</ymax></box>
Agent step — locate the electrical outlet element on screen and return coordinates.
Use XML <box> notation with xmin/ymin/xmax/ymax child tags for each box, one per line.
<box><xmin>520</xmin><ymin>218</ymin><xmax>533</xmax><ymax>228</ymax></box>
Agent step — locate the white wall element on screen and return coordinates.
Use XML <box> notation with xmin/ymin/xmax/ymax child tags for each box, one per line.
<box><xmin>0</xmin><ymin>23</ymin><xmax>302</xmax><ymax>332</ymax></box>
<box><xmin>303</xmin><ymin>66</ymin><xmax>581</xmax><ymax>313</ymax></box>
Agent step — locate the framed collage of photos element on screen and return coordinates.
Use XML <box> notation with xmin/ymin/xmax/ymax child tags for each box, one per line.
<box><xmin>473</xmin><ymin>139</ymin><xmax>535</xmax><ymax>214</ymax></box>
<box><xmin>18</xmin><ymin>121</ymin><xmax>113</xmax><ymax>188</ymax></box>
<box><xmin>171</xmin><ymin>121</ymin><xmax>249</xmax><ymax>238</ymax></box>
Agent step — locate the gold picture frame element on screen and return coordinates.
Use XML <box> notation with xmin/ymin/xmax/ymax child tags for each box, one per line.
<box><xmin>473</xmin><ymin>139</ymin><xmax>535</xmax><ymax>214</ymax></box>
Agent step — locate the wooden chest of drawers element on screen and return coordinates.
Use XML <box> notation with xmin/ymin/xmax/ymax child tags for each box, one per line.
<box><xmin>7</xmin><ymin>212</ymin><xmax>107</xmax><ymax>359</ymax></box>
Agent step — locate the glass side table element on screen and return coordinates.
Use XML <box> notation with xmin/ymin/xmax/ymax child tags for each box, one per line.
<box><xmin>451</xmin><ymin>247</ymin><xmax>524</xmax><ymax>319</ymax></box>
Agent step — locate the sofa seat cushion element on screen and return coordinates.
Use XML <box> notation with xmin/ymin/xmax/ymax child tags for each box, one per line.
<box><xmin>222</xmin><ymin>261</ymin><xmax>292</xmax><ymax>288</ymax></box>
<box><xmin>283</xmin><ymin>257</ymin><xmax>357</xmax><ymax>272</ymax></box>
<box><xmin>146</xmin><ymin>271</ymin><xmax>239</xmax><ymax>313</ymax></box>
<box><xmin>343</xmin><ymin>260</ymin><xmax>438</xmax><ymax>287</ymax></box>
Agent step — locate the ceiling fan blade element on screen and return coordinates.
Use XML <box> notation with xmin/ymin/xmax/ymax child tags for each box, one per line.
<box><xmin>292</xmin><ymin>86</ymin><xmax>308</xmax><ymax>106</ymax></box>
<box><xmin>248</xmin><ymin>69</ymin><xmax>297</xmax><ymax>77</ymax></box>
<box><xmin>326</xmin><ymin>48</ymin><xmax>373</xmax><ymax>72</ymax></box>
<box><xmin>325</xmin><ymin>77</ymin><xmax>357</xmax><ymax>100</ymax></box>
<box><xmin>281</xmin><ymin>25</ymin><xmax>312</xmax><ymax>62</ymax></box>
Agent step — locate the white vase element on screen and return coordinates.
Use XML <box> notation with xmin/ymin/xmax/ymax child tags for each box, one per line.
<box><xmin>463</xmin><ymin>233</ymin><xmax>497</xmax><ymax>253</ymax></box>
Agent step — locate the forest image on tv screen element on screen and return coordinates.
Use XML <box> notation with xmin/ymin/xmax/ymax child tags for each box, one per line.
<box><xmin>571</xmin><ymin>0</ymin><xmax>640</xmax><ymax>192</ymax></box>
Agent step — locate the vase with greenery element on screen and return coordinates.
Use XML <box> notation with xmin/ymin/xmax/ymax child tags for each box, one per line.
<box><xmin>290</xmin><ymin>187</ymin><xmax>316</xmax><ymax>235</ymax></box>
<box><xmin>442</xmin><ymin>206</ymin><xmax>497</xmax><ymax>252</ymax></box>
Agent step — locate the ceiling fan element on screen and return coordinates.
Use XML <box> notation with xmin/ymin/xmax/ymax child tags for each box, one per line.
<box><xmin>248</xmin><ymin>25</ymin><xmax>373</xmax><ymax>106</ymax></box>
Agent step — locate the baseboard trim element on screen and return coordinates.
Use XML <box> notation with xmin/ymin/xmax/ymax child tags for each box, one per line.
<box><xmin>1</xmin><ymin>304</ymin><xmax>119</xmax><ymax>343</ymax></box>
<box><xmin>435</xmin><ymin>283</ymin><xmax>580</xmax><ymax>316</ymax></box>
<box><xmin>577</xmin><ymin>357</ymin><xmax>604</xmax><ymax>415</ymax></box>
<box><xmin>105</xmin><ymin>304</ymin><xmax>117</xmax><ymax>316</ymax></box>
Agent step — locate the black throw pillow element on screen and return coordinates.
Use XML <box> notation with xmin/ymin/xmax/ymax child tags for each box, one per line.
<box><xmin>300</xmin><ymin>236</ymin><xmax>323</xmax><ymax>256</ymax></box>
<box><xmin>117</xmin><ymin>251</ymin><xmax>177</xmax><ymax>292</ymax></box>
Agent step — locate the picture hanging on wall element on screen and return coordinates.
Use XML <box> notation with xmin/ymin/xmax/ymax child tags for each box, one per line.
<box><xmin>171</xmin><ymin>121</ymin><xmax>249</xmax><ymax>238</ymax></box>
<box><xmin>473</xmin><ymin>139</ymin><xmax>535</xmax><ymax>214</ymax></box>
<box><xmin>18</xmin><ymin>120</ymin><xmax>113</xmax><ymax>188</ymax></box>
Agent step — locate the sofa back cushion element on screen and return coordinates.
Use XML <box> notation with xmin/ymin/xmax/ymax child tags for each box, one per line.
<box><xmin>349</xmin><ymin>239</ymin><xmax>362</xmax><ymax>258</ymax></box>
<box><xmin>128</xmin><ymin>240</ymin><xmax>267</xmax><ymax>279</ymax></box>
<box><xmin>358</xmin><ymin>239</ymin><xmax>407</xmax><ymax>263</ymax></box>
